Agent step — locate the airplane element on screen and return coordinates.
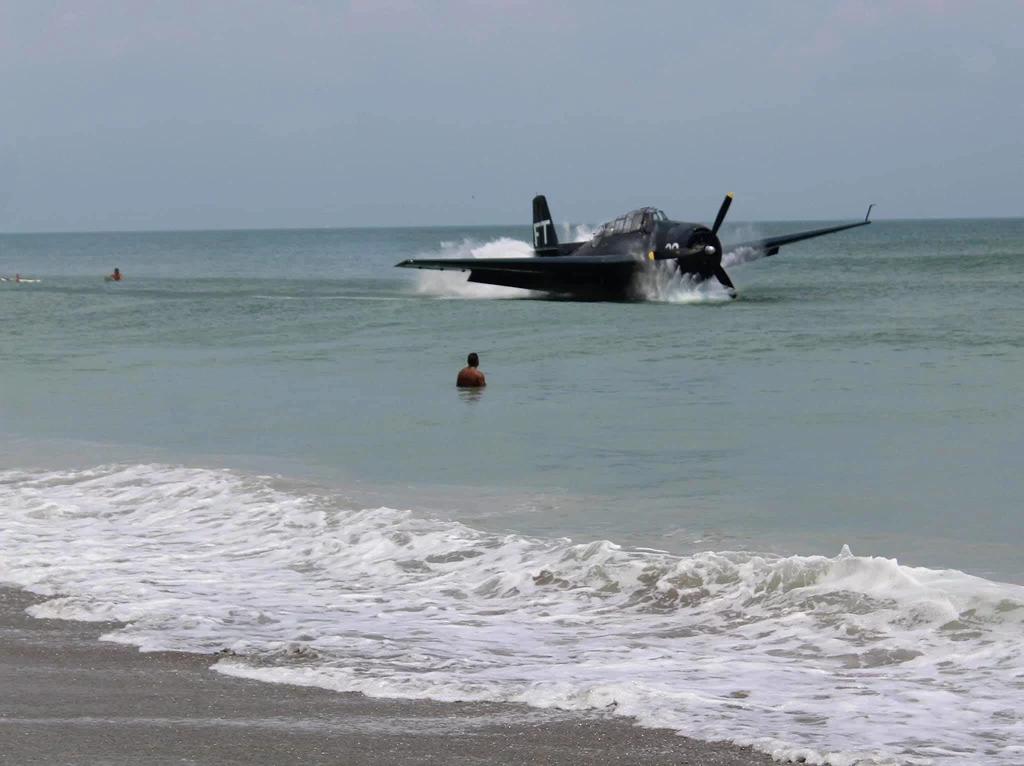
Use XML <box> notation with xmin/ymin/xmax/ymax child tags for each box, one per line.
<box><xmin>396</xmin><ymin>194</ymin><xmax>875</xmax><ymax>300</ymax></box>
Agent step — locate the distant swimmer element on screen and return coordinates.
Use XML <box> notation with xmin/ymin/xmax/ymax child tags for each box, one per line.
<box><xmin>14</xmin><ymin>273</ymin><xmax>20</xmax><ymax>282</ymax></box>
<box><xmin>108</xmin><ymin>268</ymin><xmax>122</xmax><ymax>282</ymax></box>
<box><xmin>456</xmin><ymin>352</ymin><xmax>486</xmax><ymax>388</ymax></box>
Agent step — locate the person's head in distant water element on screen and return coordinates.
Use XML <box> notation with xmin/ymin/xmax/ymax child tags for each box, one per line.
<box><xmin>457</xmin><ymin>352</ymin><xmax>486</xmax><ymax>388</ymax></box>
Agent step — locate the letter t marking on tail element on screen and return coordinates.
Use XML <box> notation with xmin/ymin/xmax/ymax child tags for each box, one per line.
<box><xmin>534</xmin><ymin>219</ymin><xmax>552</xmax><ymax>248</ymax></box>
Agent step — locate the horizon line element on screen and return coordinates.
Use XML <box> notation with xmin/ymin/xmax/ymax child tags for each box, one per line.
<box><xmin>1</xmin><ymin>215</ymin><xmax>1021</xmax><ymax>237</ymax></box>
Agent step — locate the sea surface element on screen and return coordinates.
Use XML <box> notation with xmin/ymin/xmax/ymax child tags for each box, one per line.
<box><xmin>1</xmin><ymin>218</ymin><xmax>1022</xmax><ymax>764</ymax></box>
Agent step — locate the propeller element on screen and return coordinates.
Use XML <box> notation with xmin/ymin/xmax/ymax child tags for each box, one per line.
<box><xmin>649</xmin><ymin>193</ymin><xmax>738</xmax><ymax>296</ymax></box>
<box><xmin>712</xmin><ymin>265</ymin><xmax>734</xmax><ymax>291</ymax></box>
<box><xmin>652</xmin><ymin>193</ymin><xmax>735</xmax><ymax>261</ymax></box>
<box><xmin>708</xmin><ymin>193</ymin><xmax>737</xmax><ymax>295</ymax></box>
<box><xmin>711</xmin><ymin>192</ymin><xmax>733</xmax><ymax>235</ymax></box>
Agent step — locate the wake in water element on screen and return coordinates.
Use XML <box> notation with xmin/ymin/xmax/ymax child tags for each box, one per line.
<box><xmin>412</xmin><ymin>237</ymin><xmax>539</xmax><ymax>299</ymax></box>
<box><xmin>721</xmin><ymin>222</ymin><xmax>768</xmax><ymax>268</ymax></box>
<box><xmin>630</xmin><ymin>261</ymin><xmax>735</xmax><ymax>303</ymax></box>
<box><xmin>2</xmin><ymin>463</ymin><xmax>1024</xmax><ymax>765</ymax></box>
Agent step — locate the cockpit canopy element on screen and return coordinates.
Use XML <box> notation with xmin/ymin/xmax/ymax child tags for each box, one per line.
<box><xmin>595</xmin><ymin>207</ymin><xmax>667</xmax><ymax>236</ymax></box>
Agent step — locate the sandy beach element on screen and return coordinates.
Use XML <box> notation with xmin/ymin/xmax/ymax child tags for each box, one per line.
<box><xmin>0</xmin><ymin>587</ymin><xmax>775</xmax><ymax>765</ymax></box>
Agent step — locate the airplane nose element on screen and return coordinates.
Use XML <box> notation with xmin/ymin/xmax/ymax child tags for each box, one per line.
<box><xmin>693</xmin><ymin>230</ymin><xmax>735</xmax><ymax>293</ymax></box>
<box><xmin>685</xmin><ymin>229</ymin><xmax>723</xmax><ymax>269</ymax></box>
<box><xmin>652</xmin><ymin>227</ymin><xmax>722</xmax><ymax>266</ymax></box>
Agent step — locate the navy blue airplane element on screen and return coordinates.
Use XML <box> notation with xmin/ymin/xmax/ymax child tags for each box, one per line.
<box><xmin>397</xmin><ymin>194</ymin><xmax>874</xmax><ymax>299</ymax></box>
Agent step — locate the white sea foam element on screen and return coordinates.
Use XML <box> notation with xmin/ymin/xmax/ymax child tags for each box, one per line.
<box><xmin>721</xmin><ymin>223</ymin><xmax>768</xmax><ymax>268</ymax></box>
<box><xmin>2</xmin><ymin>464</ymin><xmax>1023</xmax><ymax>764</ymax></box>
<box><xmin>630</xmin><ymin>261</ymin><xmax>735</xmax><ymax>304</ymax></box>
<box><xmin>570</xmin><ymin>224</ymin><xmax>597</xmax><ymax>242</ymax></box>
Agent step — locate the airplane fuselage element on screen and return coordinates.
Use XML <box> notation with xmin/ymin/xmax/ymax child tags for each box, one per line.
<box><xmin>569</xmin><ymin>219</ymin><xmax>723</xmax><ymax>279</ymax></box>
<box><xmin>528</xmin><ymin>206</ymin><xmax>726</xmax><ymax>297</ymax></box>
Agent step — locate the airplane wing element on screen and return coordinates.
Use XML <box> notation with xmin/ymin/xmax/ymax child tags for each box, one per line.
<box><xmin>396</xmin><ymin>254</ymin><xmax>637</xmax><ymax>272</ymax></box>
<box><xmin>723</xmin><ymin>205</ymin><xmax>874</xmax><ymax>258</ymax></box>
<box><xmin>395</xmin><ymin>254</ymin><xmax>639</xmax><ymax>295</ymax></box>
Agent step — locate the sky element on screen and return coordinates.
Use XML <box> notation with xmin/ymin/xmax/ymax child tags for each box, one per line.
<box><xmin>0</xmin><ymin>0</ymin><xmax>1021</xmax><ymax>232</ymax></box>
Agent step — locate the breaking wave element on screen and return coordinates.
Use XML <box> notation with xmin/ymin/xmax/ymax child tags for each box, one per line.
<box><xmin>2</xmin><ymin>463</ymin><xmax>1024</xmax><ymax>764</ymax></box>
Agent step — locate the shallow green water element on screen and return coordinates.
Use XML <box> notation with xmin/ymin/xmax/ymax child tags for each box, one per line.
<box><xmin>2</xmin><ymin>218</ymin><xmax>1022</xmax><ymax>580</ymax></box>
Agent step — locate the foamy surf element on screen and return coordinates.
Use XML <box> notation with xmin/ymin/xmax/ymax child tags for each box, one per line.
<box><xmin>2</xmin><ymin>463</ymin><xmax>1023</xmax><ymax>765</ymax></box>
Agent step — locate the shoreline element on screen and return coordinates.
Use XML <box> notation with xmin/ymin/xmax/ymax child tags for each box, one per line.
<box><xmin>0</xmin><ymin>586</ymin><xmax>776</xmax><ymax>765</ymax></box>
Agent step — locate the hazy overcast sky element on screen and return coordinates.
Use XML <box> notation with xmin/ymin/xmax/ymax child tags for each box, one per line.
<box><xmin>1</xmin><ymin>0</ymin><xmax>1021</xmax><ymax>231</ymax></box>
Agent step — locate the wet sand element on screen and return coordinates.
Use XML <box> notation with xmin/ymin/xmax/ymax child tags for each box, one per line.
<box><xmin>0</xmin><ymin>587</ymin><xmax>776</xmax><ymax>765</ymax></box>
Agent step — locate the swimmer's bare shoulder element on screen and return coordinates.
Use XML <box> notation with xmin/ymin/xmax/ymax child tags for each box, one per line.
<box><xmin>456</xmin><ymin>367</ymin><xmax>486</xmax><ymax>387</ymax></box>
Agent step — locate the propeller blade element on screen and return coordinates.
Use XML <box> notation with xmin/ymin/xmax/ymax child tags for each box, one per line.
<box><xmin>713</xmin><ymin>265</ymin><xmax>735</xmax><ymax>292</ymax></box>
<box><xmin>711</xmin><ymin>193</ymin><xmax>734</xmax><ymax>235</ymax></box>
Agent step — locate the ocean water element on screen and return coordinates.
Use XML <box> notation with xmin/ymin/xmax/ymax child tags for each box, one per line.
<box><xmin>1</xmin><ymin>219</ymin><xmax>1023</xmax><ymax>764</ymax></box>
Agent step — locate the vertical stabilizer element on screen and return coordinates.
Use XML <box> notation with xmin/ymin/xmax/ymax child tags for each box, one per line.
<box><xmin>532</xmin><ymin>195</ymin><xmax>559</xmax><ymax>255</ymax></box>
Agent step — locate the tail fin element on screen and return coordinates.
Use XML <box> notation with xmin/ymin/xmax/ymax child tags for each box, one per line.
<box><xmin>532</xmin><ymin>195</ymin><xmax>559</xmax><ymax>255</ymax></box>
